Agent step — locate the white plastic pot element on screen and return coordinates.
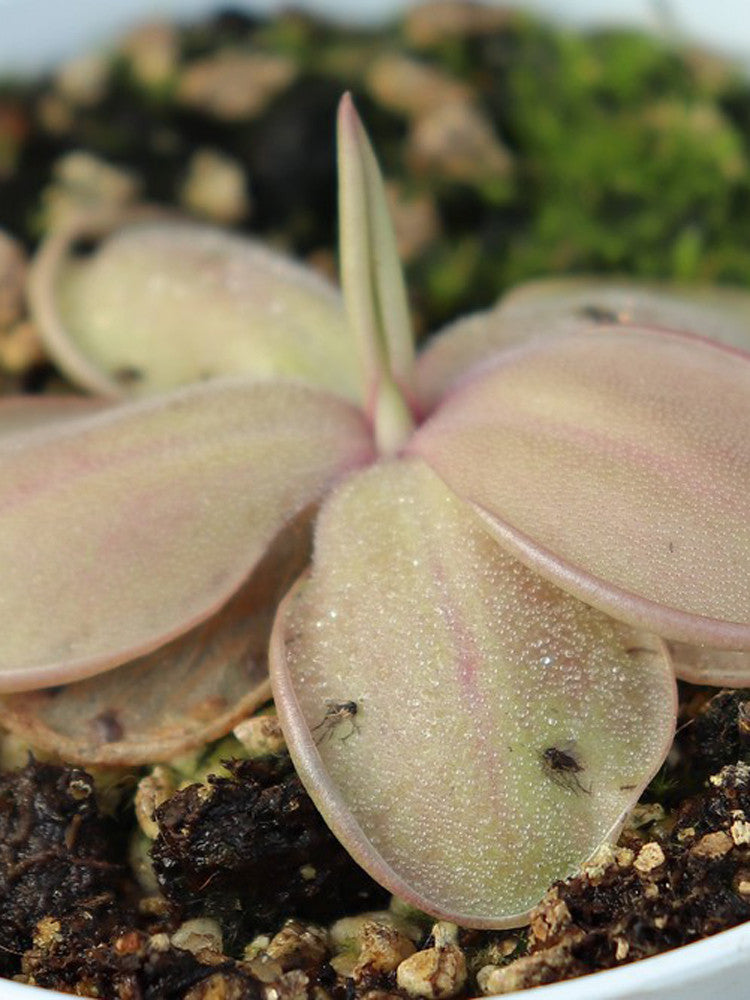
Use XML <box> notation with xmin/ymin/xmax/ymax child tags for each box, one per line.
<box><xmin>1</xmin><ymin>2</ymin><xmax>750</xmax><ymax>998</ymax></box>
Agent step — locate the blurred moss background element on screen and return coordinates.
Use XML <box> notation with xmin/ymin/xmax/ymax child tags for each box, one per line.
<box><xmin>3</xmin><ymin>1</ymin><xmax>750</xmax><ymax>338</ymax></box>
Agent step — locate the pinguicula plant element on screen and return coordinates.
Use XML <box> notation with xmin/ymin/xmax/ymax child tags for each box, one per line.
<box><xmin>1</xmin><ymin>95</ymin><xmax>749</xmax><ymax>929</ymax></box>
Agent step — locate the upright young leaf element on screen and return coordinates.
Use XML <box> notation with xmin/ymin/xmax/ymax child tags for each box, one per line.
<box><xmin>411</xmin><ymin>327</ymin><xmax>750</xmax><ymax>647</ymax></box>
<box><xmin>337</xmin><ymin>94</ymin><xmax>415</xmax><ymax>406</ymax></box>
<box><xmin>271</xmin><ymin>460</ymin><xmax>675</xmax><ymax>927</ymax></box>
<box><xmin>0</xmin><ymin>378</ymin><xmax>373</xmax><ymax>691</ymax></box>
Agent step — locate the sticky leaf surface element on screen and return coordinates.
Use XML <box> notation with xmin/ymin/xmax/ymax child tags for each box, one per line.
<box><xmin>0</xmin><ymin>379</ymin><xmax>372</xmax><ymax>690</ymax></box>
<box><xmin>411</xmin><ymin>328</ymin><xmax>750</xmax><ymax>647</ymax></box>
<box><xmin>416</xmin><ymin>278</ymin><xmax>750</xmax><ymax>411</ymax></box>
<box><xmin>501</xmin><ymin>277</ymin><xmax>750</xmax><ymax>352</ymax></box>
<box><xmin>0</xmin><ymin>515</ymin><xmax>311</xmax><ymax>764</ymax></box>
<box><xmin>270</xmin><ymin>459</ymin><xmax>675</xmax><ymax>927</ymax></box>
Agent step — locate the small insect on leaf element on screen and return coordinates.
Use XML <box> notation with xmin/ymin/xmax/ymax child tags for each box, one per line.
<box><xmin>540</xmin><ymin>742</ymin><xmax>591</xmax><ymax>796</ymax></box>
<box><xmin>578</xmin><ymin>304</ymin><xmax>622</xmax><ymax>324</ymax></box>
<box><xmin>312</xmin><ymin>699</ymin><xmax>359</xmax><ymax>745</ymax></box>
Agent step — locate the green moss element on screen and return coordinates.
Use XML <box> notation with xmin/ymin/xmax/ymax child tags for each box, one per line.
<box><xmin>492</xmin><ymin>24</ymin><xmax>750</xmax><ymax>290</ymax></box>
<box><xmin>5</xmin><ymin>6</ymin><xmax>750</xmax><ymax>332</ymax></box>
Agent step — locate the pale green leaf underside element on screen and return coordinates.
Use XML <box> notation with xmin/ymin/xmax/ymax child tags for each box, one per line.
<box><xmin>416</xmin><ymin>277</ymin><xmax>750</xmax><ymax>412</ymax></box>
<box><xmin>30</xmin><ymin>218</ymin><xmax>362</xmax><ymax>402</ymax></box>
<box><xmin>0</xmin><ymin>378</ymin><xmax>373</xmax><ymax>691</ymax></box>
<box><xmin>411</xmin><ymin>328</ymin><xmax>750</xmax><ymax>648</ymax></box>
<box><xmin>270</xmin><ymin>459</ymin><xmax>676</xmax><ymax>927</ymax></box>
<box><xmin>0</xmin><ymin>514</ymin><xmax>311</xmax><ymax>764</ymax></box>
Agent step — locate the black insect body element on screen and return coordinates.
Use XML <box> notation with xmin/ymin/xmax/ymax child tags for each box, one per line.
<box><xmin>579</xmin><ymin>304</ymin><xmax>622</xmax><ymax>324</ymax></box>
<box><xmin>540</xmin><ymin>743</ymin><xmax>591</xmax><ymax>796</ymax></box>
<box><xmin>312</xmin><ymin>700</ymin><xmax>359</xmax><ymax>745</ymax></box>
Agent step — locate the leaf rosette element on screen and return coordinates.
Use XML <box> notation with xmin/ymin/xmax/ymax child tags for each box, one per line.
<box><xmin>3</xmin><ymin>95</ymin><xmax>749</xmax><ymax>927</ymax></box>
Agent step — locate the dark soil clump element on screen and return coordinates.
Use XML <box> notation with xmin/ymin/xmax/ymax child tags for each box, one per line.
<box><xmin>151</xmin><ymin>755</ymin><xmax>389</xmax><ymax>951</ymax></box>
<box><xmin>22</xmin><ymin>917</ymin><xmax>263</xmax><ymax>999</ymax></box>
<box><xmin>0</xmin><ymin>757</ymin><xmax>136</xmax><ymax>978</ymax></box>
<box><xmin>7</xmin><ymin>714</ymin><xmax>750</xmax><ymax>999</ymax></box>
<box><xmin>682</xmin><ymin>688</ymin><xmax>750</xmax><ymax>776</ymax></box>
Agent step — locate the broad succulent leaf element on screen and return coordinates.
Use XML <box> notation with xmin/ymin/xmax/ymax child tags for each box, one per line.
<box><xmin>416</xmin><ymin>307</ymin><xmax>534</xmax><ymax>414</ymax></box>
<box><xmin>502</xmin><ymin>277</ymin><xmax>750</xmax><ymax>351</ymax></box>
<box><xmin>667</xmin><ymin>643</ymin><xmax>750</xmax><ymax>686</ymax></box>
<box><xmin>0</xmin><ymin>514</ymin><xmax>311</xmax><ymax>765</ymax></box>
<box><xmin>337</xmin><ymin>94</ymin><xmax>415</xmax><ymax>406</ymax></box>
<box><xmin>0</xmin><ymin>378</ymin><xmax>373</xmax><ymax>691</ymax></box>
<box><xmin>270</xmin><ymin>459</ymin><xmax>676</xmax><ymax>927</ymax></box>
<box><xmin>29</xmin><ymin>215</ymin><xmax>362</xmax><ymax>402</ymax></box>
<box><xmin>416</xmin><ymin>277</ymin><xmax>750</xmax><ymax>411</ymax></box>
<box><xmin>410</xmin><ymin>327</ymin><xmax>750</xmax><ymax>648</ymax></box>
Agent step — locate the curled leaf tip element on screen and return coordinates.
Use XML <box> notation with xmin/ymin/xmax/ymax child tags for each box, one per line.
<box><xmin>668</xmin><ymin>643</ymin><xmax>750</xmax><ymax>687</ymax></box>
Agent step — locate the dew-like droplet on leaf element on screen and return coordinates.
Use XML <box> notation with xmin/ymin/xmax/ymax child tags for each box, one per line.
<box><xmin>416</xmin><ymin>277</ymin><xmax>750</xmax><ymax>412</ymax></box>
<box><xmin>0</xmin><ymin>378</ymin><xmax>373</xmax><ymax>691</ymax></box>
<box><xmin>0</xmin><ymin>513</ymin><xmax>311</xmax><ymax>765</ymax></box>
<box><xmin>411</xmin><ymin>327</ymin><xmax>750</xmax><ymax>648</ymax></box>
<box><xmin>270</xmin><ymin>459</ymin><xmax>676</xmax><ymax>927</ymax></box>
